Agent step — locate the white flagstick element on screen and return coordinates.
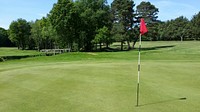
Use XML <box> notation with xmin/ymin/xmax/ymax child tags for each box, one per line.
<box><xmin>136</xmin><ymin>34</ymin><xmax>142</xmax><ymax>107</ymax></box>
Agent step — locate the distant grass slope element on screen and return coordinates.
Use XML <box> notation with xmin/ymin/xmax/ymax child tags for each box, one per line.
<box><xmin>0</xmin><ymin>47</ymin><xmax>41</xmax><ymax>56</ymax></box>
<box><xmin>0</xmin><ymin>47</ymin><xmax>43</xmax><ymax>61</ymax></box>
<box><xmin>0</xmin><ymin>41</ymin><xmax>199</xmax><ymax>112</ymax></box>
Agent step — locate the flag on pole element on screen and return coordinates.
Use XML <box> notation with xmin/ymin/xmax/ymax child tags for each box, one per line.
<box><xmin>140</xmin><ymin>18</ymin><xmax>148</xmax><ymax>35</ymax></box>
<box><xmin>136</xmin><ymin>18</ymin><xmax>148</xmax><ymax>107</ymax></box>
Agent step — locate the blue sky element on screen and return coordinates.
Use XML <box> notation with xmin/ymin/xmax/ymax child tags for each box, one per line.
<box><xmin>108</xmin><ymin>0</ymin><xmax>200</xmax><ymax>21</ymax></box>
<box><xmin>0</xmin><ymin>0</ymin><xmax>200</xmax><ymax>29</ymax></box>
<box><xmin>0</xmin><ymin>0</ymin><xmax>57</xmax><ymax>29</ymax></box>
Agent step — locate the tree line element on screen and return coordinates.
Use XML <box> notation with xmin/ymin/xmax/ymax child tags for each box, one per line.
<box><xmin>0</xmin><ymin>0</ymin><xmax>200</xmax><ymax>51</ymax></box>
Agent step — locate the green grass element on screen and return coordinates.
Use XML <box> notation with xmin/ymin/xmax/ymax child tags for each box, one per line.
<box><xmin>0</xmin><ymin>41</ymin><xmax>200</xmax><ymax>112</ymax></box>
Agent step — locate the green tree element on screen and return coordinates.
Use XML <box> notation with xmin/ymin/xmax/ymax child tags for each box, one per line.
<box><xmin>132</xmin><ymin>25</ymin><xmax>140</xmax><ymax>48</ymax></box>
<box><xmin>31</xmin><ymin>17</ymin><xmax>58</xmax><ymax>50</ymax></box>
<box><xmin>173</xmin><ymin>16</ymin><xmax>189</xmax><ymax>41</ymax></box>
<box><xmin>76</xmin><ymin>0</ymin><xmax>111</xmax><ymax>51</ymax></box>
<box><xmin>190</xmin><ymin>12</ymin><xmax>200</xmax><ymax>40</ymax></box>
<box><xmin>111</xmin><ymin>22</ymin><xmax>125</xmax><ymax>50</ymax></box>
<box><xmin>49</xmin><ymin>0</ymin><xmax>111</xmax><ymax>51</ymax></box>
<box><xmin>136</xmin><ymin>1</ymin><xmax>159</xmax><ymax>23</ymax></box>
<box><xmin>8</xmin><ymin>18</ymin><xmax>31</xmax><ymax>50</ymax></box>
<box><xmin>41</xmin><ymin>17</ymin><xmax>58</xmax><ymax>49</ymax></box>
<box><xmin>27</xmin><ymin>21</ymin><xmax>36</xmax><ymax>50</ymax></box>
<box><xmin>136</xmin><ymin>1</ymin><xmax>159</xmax><ymax>41</ymax></box>
<box><xmin>49</xmin><ymin>0</ymin><xmax>81</xmax><ymax>50</ymax></box>
<box><xmin>0</xmin><ymin>27</ymin><xmax>13</xmax><ymax>47</ymax></box>
<box><xmin>159</xmin><ymin>16</ymin><xmax>190</xmax><ymax>41</ymax></box>
<box><xmin>93</xmin><ymin>26</ymin><xmax>112</xmax><ymax>50</ymax></box>
<box><xmin>111</xmin><ymin>0</ymin><xmax>135</xmax><ymax>50</ymax></box>
<box><xmin>146</xmin><ymin>21</ymin><xmax>161</xmax><ymax>41</ymax></box>
<box><xmin>30</xmin><ymin>20</ymin><xmax>43</xmax><ymax>50</ymax></box>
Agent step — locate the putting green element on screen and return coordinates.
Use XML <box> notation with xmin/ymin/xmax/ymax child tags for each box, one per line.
<box><xmin>0</xmin><ymin>41</ymin><xmax>200</xmax><ymax>112</ymax></box>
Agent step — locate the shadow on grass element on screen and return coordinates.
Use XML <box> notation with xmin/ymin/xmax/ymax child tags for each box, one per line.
<box><xmin>137</xmin><ymin>97</ymin><xmax>187</xmax><ymax>107</ymax></box>
<box><xmin>140</xmin><ymin>45</ymin><xmax>175</xmax><ymax>51</ymax></box>
<box><xmin>94</xmin><ymin>45</ymin><xmax>176</xmax><ymax>52</ymax></box>
<box><xmin>0</xmin><ymin>55</ymin><xmax>42</xmax><ymax>62</ymax></box>
<box><xmin>93</xmin><ymin>47</ymin><xmax>124</xmax><ymax>52</ymax></box>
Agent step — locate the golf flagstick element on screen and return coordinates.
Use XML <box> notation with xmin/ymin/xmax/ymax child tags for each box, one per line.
<box><xmin>136</xmin><ymin>34</ymin><xmax>142</xmax><ymax>107</ymax></box>
<box><xmin>136</xmin><ymin>18</ymin><xmax>148</xmax><ymax>107</ymax></box>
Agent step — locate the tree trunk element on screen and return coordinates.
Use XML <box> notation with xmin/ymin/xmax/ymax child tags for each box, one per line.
<box><xmin>95</xmin><ymin>43</ymin><xmax>98</xmax><ymax>51</ymax></box>
<box><xmin>121</xmin><ymin>41</ymin><xmax>123</xmax><ymax>51</ymax></box>
<box><xmin>38</xmin><ymin>44</ymin><xmax>40</xmax><ymax>51</ymax></box>
<box><xmin>100</xmin><ymin>42</ymin><xmax>102</xmax><ymax>50</ymax></box>
<box><xmin>133</xmin><ymin>37</ymin><xmax>139</xmax><ymax>49</ymax></box>
<box><xmin>106</xmin><ymin>43</ymin><xmax>109</xmax><ymax>48</ymax></box>
<box><xmin>181</xmin><ymin>36</ymin><xmax>183</xmax><ymax>41</ymax></box>
<box><xmin>127</xmin><ymin>40</ymin><xmax>131</xmax><ymax>50</ymax></box>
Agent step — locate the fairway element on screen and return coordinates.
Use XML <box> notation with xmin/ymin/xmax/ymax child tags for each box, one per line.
<box><xmin>0</xmin><ymin>41</ymin><xmax>200</xmax><ymax>112</ymax></box>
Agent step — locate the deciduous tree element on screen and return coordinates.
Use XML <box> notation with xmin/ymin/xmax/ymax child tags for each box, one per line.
<box><xmin>8</xmin><ymin>18</ymin><xmax>31</xmax><ymax>50</ymax></box>
<box><xmin>0</xmin><ymin>27</ymin><xmax>13</xmax><ymax>47</ymax></box>
<box><xmin>93</xmin><ymin>26</ymin><xmax>112</xmax><ymax>50</ymax></box>
<box><xmin>49</xmin><ymin>0</ymin><xmax>78</xmax><ymax>49</ymax></box>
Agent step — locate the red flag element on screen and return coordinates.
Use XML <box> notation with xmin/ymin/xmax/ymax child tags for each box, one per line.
<box><xmin>140</xmin><ymin>18</ymin><xmax>148</xmax><ymax>35</ymax></box>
